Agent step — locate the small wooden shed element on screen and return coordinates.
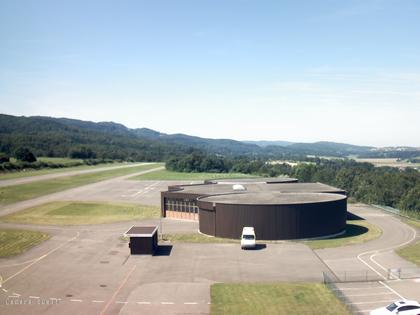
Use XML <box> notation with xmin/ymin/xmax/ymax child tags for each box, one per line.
<box><xmin>124</xmin><ymin>225</ymin><xmax>158</xmax><ymax>255</ymax></box>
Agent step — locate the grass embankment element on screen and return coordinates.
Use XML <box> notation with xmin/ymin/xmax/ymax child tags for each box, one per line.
<box><xmin>403</xmin><ymin>219</ymin><xmax>420</xmax><ymax>229</ymax></box>
<box><xmin>305</xmin><ymin>220</ymin><xmax>382</xmax><ymax>249</ymax></box>
<box><xmin>0</xmin><ymin>163</ymin><xmax>162</xmax><ymax>206</ymax></box>
<box><xmin>0</xmin><ymin>229</ymin><xmax>49</xmax><ymax>257</ymax></box>
<box><xmin>129</xmin><ymin>169</ymin><xmax>256</xmax><ymax>181</ymax></box>
<box><xmin>397</xmin><ymin>241</ymin><xmax>420</xmax><ymax>266</ymax></box>
<box><xmin>0</xmin><ymin>161</ymin><xmax>137</xmax><ymax>180</ymax></box>
<box><xmin>0</xmin><ymin>201</ymin><xmax>160</xmax><ymax>225</ymax></box>
<box><xmin>162</xmin><ymin>233</ymin><xmax>238</xmax><ymax>243</ymax></box>
<box><xmin>211</xmin><ymin>283</ymin><xmax>351</xmax><ymax>315</ymax></box>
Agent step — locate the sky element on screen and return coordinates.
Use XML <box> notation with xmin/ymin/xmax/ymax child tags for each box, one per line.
<box><xmin>1</xmin><ymin>0</ymin><xmax>419</xmax><ymax>147</ymax></box>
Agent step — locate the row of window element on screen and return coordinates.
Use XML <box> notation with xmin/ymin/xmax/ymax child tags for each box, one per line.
<box><xmin>165</xmin><ymin>198</ymin><xmax>199</xmax><ymax>213</ymax></box>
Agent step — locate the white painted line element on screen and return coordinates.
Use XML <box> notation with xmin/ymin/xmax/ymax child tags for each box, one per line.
<box><xmin>184</xmin><ymin>302</ymin><xmax>198</xmax><ymax>305</ymax></box>
<box><xmin>332</xmin><ymin>287</ymin><xmax>388</xmax><ymax>291</ymax></box>
<box><xmin>339</xmin><ymin>292</ymin><xmax>395</xmax><ymax>297</ymax></box>
<box><xmin>137</xmin><ymin>301</ymin><xmax>151</xmax><ymax>305</ymax></box>
<box><xmin>347</xmin><ymin>299</ymin><xmax>395</xmax><ymax>305</ymax></box>
<box><xmin>3</xmin><ymin>232</ymin><xmax>80</xmax><ymax>285</ymax></box>
<box><xmin>115</xmin><ymin>301</ymin><xmax>128</xmax><ymax>304</ymax></box>
<box><xmin>70</xmin><ymin>299</ymin><xmax>83</xmax><ymax>302</ymax></box>
<box><xmin>92</xmin><ymin>300</ymin><xmax>105</xmax><ymax>303</ymax></box>
<box><xmin>2</xmin><ymin>288</ymin><xmax>8</xmax><ymax>292</ymax></box>
<box><xmin>161</xmin><ymin>302</ymin><xmax>174</xmax><ymax>305</ymax></box>
<box><xmin>29</xmin><ymin>296</ymin><xmax>40</xmax><ymax>299</ymax></box>
<box><xmin>12</xmin><ymin>292</ymin><xmax>21</xmax><ymax>297</ymax></box>
<box><xmin>8</xmin><ymin>295</ymin><xmax>19</xmax><ymax>299</ymax></box>
<box><xmin>379</xmin><ymin>281</ymin><xmax>405</xmax><ymax>300</ymax></box>
<box><xmin>207</xmin><ymin>302</ymin><xmax>211</xmax><ymax>304</ymax></box>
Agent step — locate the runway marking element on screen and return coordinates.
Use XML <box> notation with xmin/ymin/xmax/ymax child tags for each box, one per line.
<box><xmin>184</xmin><ymin>302</ymin><xmax>198</xmax><ymax>305</ymax></box>
<box><xmin>116</xmin><ymin>301</ymin><xmax>128</xmax><ymax>304</ymax></box>
<box><xmin>92</xmin><ymin>300</ymin><xmax>104</xmax><ymax>303</ymax></box>
<box><xmin>338</xmin><ymin>292</ymin><xmax>395</xmax><ymax>297</ymax></box>
<box><xmin>12</xmin><ymin>292</ymin><xmax>20</xmax><ymax>297</ymax></box>
<box><xmin>29</xmin><ymin>295</ymin><xmax>40</xmax><ymax>299</ymax></box>
<box><xmin>2</xmin><ymin>231</ymin><xmax>80</xmax><ymax>285</ymax></box>
<box><xmin>70</xmin><ymin>299</ymin><xmax>83</xmax><ymax>302</ymax></box>
<box><xmin>161</xmin><ymin>302</ymin><xmax>174</xmax><ymax>305</ymax></box>
<box><xmin>347</xmin><ymin>299</ymin><xmax>395</xmax><ymax>305</ymax></box>
<box><xmin>379</xmin><ymin>281</ymin><xmax>404</xmax><ymax>300</ymax></box>
<box><xmin>137</xmin><ymin>301</ymin><xmax>151</xmax><ymax>304</ymax></box>
<box><xmin>2</xmin><ymin>288</ymin><xmax>8</xmax><ymax>292</ymax></box>
<box><xmin>356</xmin><ymin>217</ymin><xmax>417</xmax><ymax>283</ymax></box>
<box><xmin>99</xmin><ymin>264</ymin><xmax>136</xmax><ymax>315</ymax></box>
<box><xmin>332</xmin><ymin>286</ymin><xmax>389</xmax><ymax>291</ymax></box>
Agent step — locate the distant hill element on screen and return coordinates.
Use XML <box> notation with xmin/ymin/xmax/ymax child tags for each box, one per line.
<box><xmin>243</xmin><ymin>140</ymin><xmax>294</xmax><ymax>147</ymax></box>
<box><xmin>0</xmin><ymin>114</ymin><xmax>418</xmax><ymax>160</ymax></box>
<box><xmin>0</xmin><ymin>114</ymin><xmax>260</xmax><ymax>160</ymax></box>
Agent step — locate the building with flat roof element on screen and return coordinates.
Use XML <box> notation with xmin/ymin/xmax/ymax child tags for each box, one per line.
<box><xmin>160</xmin><ymin>177</ymin><xmax>347</xmax><ymax>240</ymax></box>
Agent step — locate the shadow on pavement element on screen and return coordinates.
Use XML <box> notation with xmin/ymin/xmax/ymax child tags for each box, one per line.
<box><xmin>154</xmin><ymin>245</ymin><xmax>173</xmax><ymax>256</ymax></box>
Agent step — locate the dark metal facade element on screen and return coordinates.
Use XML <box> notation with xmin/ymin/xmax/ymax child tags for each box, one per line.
<box><xmin>197</xmin><ymin>196</ymin><xmax>347</xmax><ymax>240</ymax></box>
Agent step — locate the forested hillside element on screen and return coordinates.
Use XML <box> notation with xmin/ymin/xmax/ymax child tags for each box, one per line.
<box><xmin>0</xmin><ymin>114</ymin><xmax>419</xmax><ymax>160</ymax></box>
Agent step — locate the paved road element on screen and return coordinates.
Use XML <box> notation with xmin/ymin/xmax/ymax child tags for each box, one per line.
<box><xmin>0</xmin><ymin>167</ymin><xmax>164</xmax><ymax>217</ymax></box>
<box><xmin>0</xmin><ymin>178</ymin><xmax>418</xmax><ymax>315</ymax></box>
<box><xmin>0</xmin><ymin>163</ymin><xmax>151</xmax><ymax>187</ymax></box>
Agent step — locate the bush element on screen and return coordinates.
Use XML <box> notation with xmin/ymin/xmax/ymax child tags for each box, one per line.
<box><xmin>15</xmin><ymin>147</ymin><xmax>37</xmax><ymax>163</ymax></box>
<box><xmin>0</xmin><ymin>153</ymin><xmax>10</xmax><ymax>163</ymax></box>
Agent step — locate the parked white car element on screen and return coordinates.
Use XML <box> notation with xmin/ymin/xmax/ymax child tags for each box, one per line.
<box><xmin>241</xmin><ymin>227</ymin><xmax>256</xmax><ymax>249</ymax></box>
<box><xmin>370</xmin><ymin>300</ymin><xmax>420</xmax><ymax>315</ymax></box>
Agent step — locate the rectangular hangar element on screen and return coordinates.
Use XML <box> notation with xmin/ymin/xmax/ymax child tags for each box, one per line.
<box><xmin>160</xmin><ymin>178</ymin><xmax>348</xmax><ymax>241</ymax></box>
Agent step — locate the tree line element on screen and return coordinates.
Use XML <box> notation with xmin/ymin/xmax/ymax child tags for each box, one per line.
<box><xmin>166</xmin><ymin>153</ymin><xmax>420</xmax><ymax>218</ymax></box>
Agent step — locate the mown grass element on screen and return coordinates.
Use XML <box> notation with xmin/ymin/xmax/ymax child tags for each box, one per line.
<box><xmin>0</xmin><ymin>201</ymin><xmax>160</xmax><ymax>225</ymax></box>
<box><xmin>397</xmin><ymin>241</ymin><xmax>420</xmax><ymax>266</ymax></box>
<box><xmin>130</xmin><ymin>169</ymin><xmax>256</xmax><ymax>181</ymax></box>
<box><xmin>0</xmin><ymin>161</ymin><xmax>134</xmax><ymax>180</ymax></box>
<box><xmin>211</xmin><ymin>282</ymin><xmax>351</xmax><ymax>315</ymax></box>
<box><xmin>162</xmin><ymin>233</ymin><xmax>239</xmax><ymax>243</ymax></box>
<box><xmin>304</xmin><ymin>220</ymin><xmax>382</xmax><ymax>249</ymax></box>
<box><xmin>0</xmin><ymin>163</ymin><xmax>162</xmax><ymax>206</ymax></box>
<box><xmin>0</xmin><ymin>228</ymin><xmax>49</xmax><ymax>257</ymax></box>
<box><xmin>36</xmin><ymin>157</ymin><xmax>84</xmax><ymax>164</ymax></box>
<box><xmin>402</xmin><ymin>218</ymin><xmax>420</xmax><ymax>229</ymax></box>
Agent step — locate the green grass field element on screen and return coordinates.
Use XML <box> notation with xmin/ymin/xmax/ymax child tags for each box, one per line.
<box><xmin>0</xmin><ymin>163</ymin><xmax>162</xmax><ymax>206</ymax></box>
<box><xmin>36</xmin><ymin>157</ymin><xmax>84</xmax><ymax>164</ymax></box>
<box><xmin>211</xmin><ymin>283</ymin><xmax>351</xmax><ymax>315</ymax></box>
<box><xmin>0</xmin><ymin>201</ymin><xmax>160</xmax><ymax>225</ymax></box>
<box><xmin>403</xmin><ymin>218</ymin><xmax>420</xmax><ymax>229</ymax></box>
<box><xmin>0</xmin><ymin>161</ymin><xmax>133</xmax><ymax>180</ymax></box>
<box><xmin>304</xmin><ymin>220</ymin><xmax>382</xmax><ymax>249</ymax></box>
<box><xmin>0</xmin><ymin>228</ymin><xmax>49</xmax><ymax>257</ymax></box>
<box><xmin>162</xmin><ymin>233</ymin><xmax>239</xmax><ymax>243</ymax></box>
<box><xmin>396</xmin><ymin>241</ymin><xmax>420</xmax><ymax>266</ymax></box>
<box><xmin>129</xmin><ymin>169</ymin><xmax>256</xmax><ymax>181</ymax></box>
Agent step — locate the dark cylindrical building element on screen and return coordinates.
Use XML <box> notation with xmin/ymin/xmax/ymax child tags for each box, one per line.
<box><xmin>197</xmin><ymin>192</ymin><xmax>347</xmax><ymax>240</ymax></box>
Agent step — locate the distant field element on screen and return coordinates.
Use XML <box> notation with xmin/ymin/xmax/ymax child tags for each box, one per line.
<box><xmin>130</xmin><ymin>169</ymin><xmax>256</xmax><ymax>181</ymax></box>
<box><xmin>211</xmin><ymin>283</ymin><xmax>351</xmax><ymax>315</ymax></box>
<box><xmin>397</xmin><ymin>241</ymin><xmax>420</xmax><ymax>266</ymax></box>
<box><xmin>37</xmin><ymin>157</ymin><xmax>84</xmax><ymax>164</ymax></box>
<box><xmin>0</xmin><ymin>161</ymin><xmax>131</xmax><ymax>180</ymax></box>
<box><xmin>304</xmin><ymin>220</ymin><xmax>381</xmax><ymax>249</ymax></box>
<box><xmin>355</xmin><ymin>158</ymin><xmax>420</xmax><ymax>169</ymax></box>
<box><xmin>0</xmin><ymin>201</ymin><xmax>160</xmax><ymax>225</ymax></box>
<box><xmin>0</xmin><ymin>163</ymin><xmax>162</xmax><ymax>206</ymax></box>
<box><xmin>0</xmin><ymin>228</ymin><xmax>49</xmax><ymax>257</ymax></box>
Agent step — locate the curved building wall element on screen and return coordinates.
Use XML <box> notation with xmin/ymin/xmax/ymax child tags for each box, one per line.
<box><xmin>197</xmin><ymin>197</ymin><xmax>347</xmax><ymax>240</ymax></box>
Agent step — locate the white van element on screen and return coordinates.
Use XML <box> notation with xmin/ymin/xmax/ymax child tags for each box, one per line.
<box><xmin>241</xmin><ymin>227</ymin><xmax>256</xmax><ymax>249</ymax></box>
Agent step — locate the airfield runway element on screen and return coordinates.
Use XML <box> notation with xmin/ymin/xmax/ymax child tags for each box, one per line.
<box><xmin>0</xmin><ymin>169</ymin><xmax>418</xmax><ymax>315</ymax></box>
